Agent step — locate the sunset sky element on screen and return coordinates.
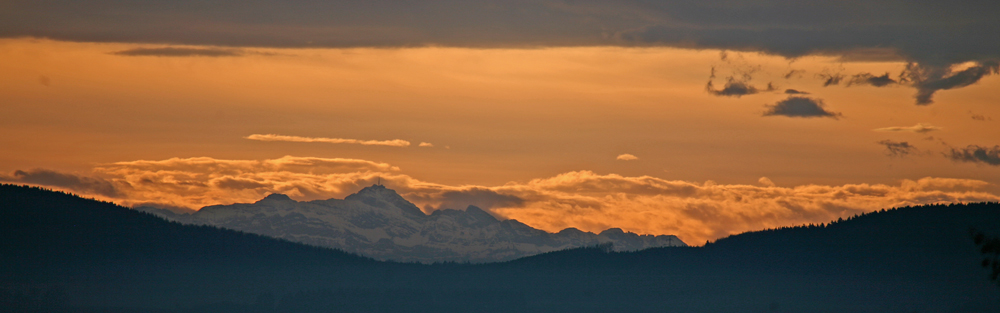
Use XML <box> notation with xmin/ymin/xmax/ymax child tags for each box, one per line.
<box><xmin>2</xmin><ymin>1</ymin><xmax>999</xmax><ymax>245</ymax></box>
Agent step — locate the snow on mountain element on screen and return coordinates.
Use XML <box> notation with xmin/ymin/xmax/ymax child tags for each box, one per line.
<box><xmin>137</xmin><ymin>184</ymin><xmax>686</xmax><ymax>263</ymax></box>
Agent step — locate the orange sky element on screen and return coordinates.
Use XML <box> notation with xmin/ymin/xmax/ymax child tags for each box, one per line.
<box><xmin>2</xmin><ymin>38</ymin><xmax>999</xmax><ymax>245</ymax></box>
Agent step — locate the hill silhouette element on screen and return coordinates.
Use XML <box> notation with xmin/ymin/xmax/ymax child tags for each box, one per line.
<box><xmin>3</xmin><ymin>184</ymin><xmax>999</xmax><ymax>312</ymax></box>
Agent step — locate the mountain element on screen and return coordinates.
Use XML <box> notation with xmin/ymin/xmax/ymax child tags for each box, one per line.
<box><xmin>4</xmin><ymin>184</ymin><xmax>1000</xmax><ymax>312</ymax></box>
<box><xmin>138</xmin><ymin>184</ymin><xmax>685</xmax><ymax>263</ymax></box>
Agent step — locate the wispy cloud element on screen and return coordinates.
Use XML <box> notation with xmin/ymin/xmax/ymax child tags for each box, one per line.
<box><xmin>817</xmin><ymin>71</ymin><xmax>845</xmax><ymax>87</ymax></box>
<box><xmin>706</xmin><ymin>79</ymin><xmax>773</xmax><ymax>97</ymax></box>
<box><xmin>616</xmin><ymin>154</ymin><xmax>638</xmax><ymax>161</ymax></box>
<box><xmin>873</xmin><ymin>123</ymin><xmax>942</xmax><ymax>133</ymax></box>
<box><xmin>948</xmin><ymin>145</ymin><xmax>1000</xmax><ymax>166</ymax></box>
<box><xmin>418</xmin><ymin>142</ymin><xmax>434</xmax><ymax>147</ymax></box>
<box><xmin>846</xmin><ymin>72</ymin><xmax>898</xmax><ymax>87</ymax></box>
<box><xmin>705</xmin><ymin>65</ymin><xmax>774</xmax><ymax>98</ymax></box>
<box><xmin>246</xmin><ymin>134</ymin><xmax>410</xmax><ymax>147</ymax></box>
<box><xmin>763</xmin><ymin>96</ymin><xmax>841</xmax><ymax>119</ymax></box>
<box><xmin>110</xmin><ymin>47</ymin><xmax>246</xmax><ymax>57</ymax></box>
<box><xmin>906</xmin><ymin>61</ymin><xmax>1000</xmax><ymax>105</ymax></box>
<box><xmin>877</xmin><ymin>140</ymin><xmax>918</xmax><ymax>158</ymax></box>
<box><xmin>783</xmin><ymin>69</ymin><xmax>805</xmax><ymax>79</ymax></box>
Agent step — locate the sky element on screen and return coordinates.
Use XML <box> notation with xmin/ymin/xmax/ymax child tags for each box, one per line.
<box><xmin>2</xmin><ymin>1</ymin><xmax>999</xmax><ymax>245</ymax></box>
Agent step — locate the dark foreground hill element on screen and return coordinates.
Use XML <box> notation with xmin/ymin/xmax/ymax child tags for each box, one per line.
<box><xmin>2</xmin><ymin>184</ymin><xmax>999</xmax><ymax>312</ymax></box>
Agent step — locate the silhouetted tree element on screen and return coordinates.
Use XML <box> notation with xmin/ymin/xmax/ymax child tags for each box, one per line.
<box><xmin>971</xmin><ymin>228</ymin><xmax>1000</xmax><ymax>285</ymax></box>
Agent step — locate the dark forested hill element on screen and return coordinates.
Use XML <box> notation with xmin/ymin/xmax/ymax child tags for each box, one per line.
<box><xmin>3</xmin><ymin>184</ymin><xmax>999</xmax><ymax>312</ymax></box>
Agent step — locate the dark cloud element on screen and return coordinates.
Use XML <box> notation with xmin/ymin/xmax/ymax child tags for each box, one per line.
<box><xmin>705</xmin><ymin>67</ymin><xmax>774</xmax><ymax>97</ymax></box>
<box><xmin>948</xmin><ymin>145</ymin><xmax>1000</xmax><ymax>166</ymax></box>
<box><xmin>111</xmin><ymin>47</ymin><xmax>244</xmax><ymax>57</ymax></box>
<box><xmin>706</xmin><ymin>79</ymin><xmax>767</xmax><ymax>97</ymax></box>
<box><xmin>783</xmin><ymin>69</ymin><xmax>805</xmax><ymax>79</ymax></box>
<box><xmin>37</xmin><ymin>75</ymin><xmax>50</xmax><ymax>86</ymax></box>
<box><xmin>784</xmin><ymin>89</ymin><xmax>809</xmax><ymax>94</ymax></box>
<box><xmin>970</xmin><ymin>112</ymin><xmax>991</xmax><ymax>121</ymax></box>
<box><xmin>877</xmin><ymin>140</ymin><xmax>918</xmax><ymax>158</ymax></box>
<box><xmin>847</xmin><ymin>72</ymin><xmax>898</xmax><ymax>87</ymax></box>
<box><xmin>835</xmin><ymin>48</ymin><xmax>905</xmax><ymax>62</ymax></box>
<box><xmin>3</xmin><ymin>1</ymin><xmax>997</xmax><ymax>66</ymax></box>
<box><xmin>432</xmin><ymin>188</ymin><xmax>525</xmax><ymax>211</ymax></box>
<box><xmin>817</xmin><ymin>72</ymin><xmax>845</xmax><ymax>87</ymax></box>
<box><xmin>705</xmin><ymin>59</ymin><xmax>774</xmax><ymax>97</ymax></box>
<box><xmin>763</xmin><ymin>96</ymin><xmax>841</xmax><ymax>119</ymax></box>
<box><xmin>905</xmin><ymin>61</ymin><xmax>1000</xmax><ymax>105</ymax></box>
<box><xmin>5</xmin><ymin>1</ymin><xmax>999</xmax><ymax>105</ymax></box>
<box><xmin>0</xmin><ymin>169</ymin><xmax>119</xmax><ymax>197</ymax></box>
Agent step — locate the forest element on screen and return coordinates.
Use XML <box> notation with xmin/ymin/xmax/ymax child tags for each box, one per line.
<box><xmin>2</xmin><ymin>184</ymin><xmax>999</xmax><ymax>312</ymax></box>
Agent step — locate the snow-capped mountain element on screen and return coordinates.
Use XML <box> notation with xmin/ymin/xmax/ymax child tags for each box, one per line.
<box><xmin>138</xmin><ymin>184</ymin><xmax>686</xmax><ymax>263</ymax></box>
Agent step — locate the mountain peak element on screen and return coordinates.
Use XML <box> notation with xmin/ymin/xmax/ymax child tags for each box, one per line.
<box><xmin>345</xmin><ymin>184</ymin><xmax>425</xmax><ymax>216</ymax></box>
<box><xmin>598</xmin><ymin>228</ymin><xmax>625</xmax><ymax>235</ymax></box>
<box><xmin>260</xmin><ymin>193</ymin><xmax>293</xmax><ymax>202</ymax></box>
<box><xmin>465</xmin><ymin>205</ymin><xmax>498</xmax><ymax>222</ymax></box>
<box><xmin>348</xmin><ymin>184</ymin><xmax>402</xmax><ymax>201</ymax></box>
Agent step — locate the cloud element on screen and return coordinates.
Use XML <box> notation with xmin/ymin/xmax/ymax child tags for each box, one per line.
<box><xmin>246</xmin><ymin>134</ymin><xmax>410</xmax><ymax>147</ymax></box>
<box><xmin>784</xmin><ymin>89</ymin><xmax>809</xmax><ymax>94</ymax></box>
<box><xmin>417</xmin><ymin>188</ymin><xmax>524</xmax><ymax>212</ymax></box>
<box><xmin>783</xmin><ymin>69</ymin><xmax>805</xmax><ymax>79</ymax></box>
<box><xmin>905</xmin><ymin>61</ymin><xmax>1000</xmax><ymax>105</ymax></box>
<box><xmin>971</xmin><ymin>113</ymin><xmax>991</xmax><ymax>121</ymax></box>
<box><xmin>37</xmin><ymin>75</ymin><xmax>50</xmax><ymax>86</ymax></box>
<box><xmin>5</xmin><ymin>1</ymin><xmax>998</xmax><ymax>67</ymax></box>
<box><xmin>616</xmin><ymin>154</ymin><xmax>638</xmax><ymax>161</ymax></box>
<box><xmin>110</xmin><ymin>47</ymin><xmax>245</xmax><ymax>57</ymax></box>
<box><xmin>758</xmin><ymin>177</ymin><xmax>775</xmax><ymax>187</ymax></box>
<box><xmin>873</xmin><ymin>123</ymin><xmax>942</xmax><ymax>134</ymax></box>
<box><xmin>817</xmin><ymin>72</ymin><xmax>845</xmax><ymax>87</ymax></box>
<box><xmin>12</xmin><ymin>157</ymin><xmax>999</xmax><ymax>245</ymax></box>
<box><xmin>705</xmin><ymin>66</ymin><xmax>774</xmax><ymax>98</ymax></box>
<box><xmin>418</xmin><ymin>142</ymin><xmax>434</xmax><ymax>147</ymax></box>
<box><xmin>492</xmin><ymin>171</ymin><xmax>999</xmax><ymax>245</ymax></box>
<box><xmin>706</xmin><ymin>79</ymin><xmax>773</xmax><ymax>97</ymax></box>
<box><xmin>948</xmin><ymin>145</ymin><xmax>1000</xmax><ymax>166</ymax></box>
<box><xmin>763</xmin><ymin>96</ymin><xmax>841</xmax><ymax>119</ymax></box>
<box><xmin>83</xmin><ymin>156</ymin><xmax>401</xmax><ymax>209</ymax></box>
<box><xmin>877</xmin><ymin>140</ymin><xmax>918</xmax><ymax>158</ymax></box>
<box><xmin>847</xmin><ymin>72</ymin><xmax>898</xmax><ymax>87</ymax></box>
<box><xmin>7</xmin><ymin>1</ymin><xmax>997</xmax><ymax>105</ymax></box>
<box><xmin>817</xmin><ymin>62</ymin><xmax>997</xmax><ymax>105</ymax></box>
<box><xmin>0</xmin><ymin>169</ymin><xmax>119</xmax><ymax>197</ymax></box>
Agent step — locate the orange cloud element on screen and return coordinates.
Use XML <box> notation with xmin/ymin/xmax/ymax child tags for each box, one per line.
<box><xmin>491</xmin><ymin>171</ymin><xmax>998</xmax><ymax>245</ymax></box>
<box><xmin>11</xmin><ymin>157</ymin><xmax>998</xmax><ymax>246</ymax></box>
<box><xmin>616</xmin><ymin>154</ymin><xmax>638</xmax><ymax>161</ymax></box>
<box><xmin>873</xmin><ymin>123</ymin><xmax>942</xmax><ymax>133</ymax></box>
<box><xmin>245</xmin><ymin>134</ymin><xmax>410</xmax><ymax>147</ymax></box>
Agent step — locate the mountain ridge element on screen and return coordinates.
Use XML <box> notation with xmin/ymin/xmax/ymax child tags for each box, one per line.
<box><xmin>139</xmin><ymin>184</ymin><xmax>685</xmax><ymax>263</ymax></box>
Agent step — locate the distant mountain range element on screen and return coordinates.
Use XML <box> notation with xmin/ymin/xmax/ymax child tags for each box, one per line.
<box><xmin>4</xmin><ymin>184</ymin><xmax>1000</xmax><ymax>312</ymax></box>
<box><xmin>137</xmin><ymin>184</ymin><xmax>685</xmax><ymax>263</ymax></box>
